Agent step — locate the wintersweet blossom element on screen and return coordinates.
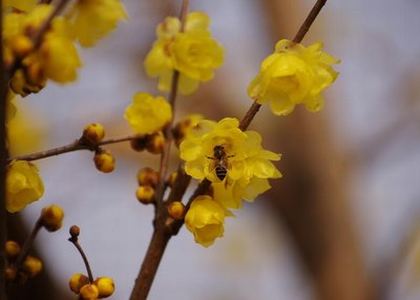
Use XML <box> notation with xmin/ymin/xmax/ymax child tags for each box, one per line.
<box><xmin>248</xmin><ymin>39</ymin><xmax>340</xmax><ymax>116</ymax></box>
<box><xmin>144</xmin><ymin>12</ymin><xmax>224</xmax><ymax>95</ymax></box>
<box><xmin>179</xmin><ymin>117</ymin><xmax>281</xmax><ymax>183</ymax></box>
<box><xmin>124</xmin><ymin>92</ymin><xmax>172</xmax><ymax>134</ymax></box>
<box><xmin>185</xmin><ymin>195</ymin><xmax>229</xmax><ymax>247</ymax></box>
<box><xmin>6</xmin><ymin>160</ymin><xmax>44</xmax><ymax>213</ymax></box>
<box><xmin>70</xmin><ymin>0</ymin><xmax>127</xmax><ymax>47</ymax></box>
<box><xmin>4</xmin><ymin>0</ymin><xmax>37</xmax><ymax>11</ymax></box>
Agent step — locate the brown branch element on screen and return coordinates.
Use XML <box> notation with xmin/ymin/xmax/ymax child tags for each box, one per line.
<box><xmin>68</xmin><ymin>227</ymin><xmax>94</xmax><ymax>284</ymax></box>
<box><xmin>9</xmin><ymin>134</ymin><xmax>142</xmax><ymax>163</ymax></box>
<box><xmin>14</xmin><ymin>218</ymin><xmax>42</xmax><ymax>271</ymax></box>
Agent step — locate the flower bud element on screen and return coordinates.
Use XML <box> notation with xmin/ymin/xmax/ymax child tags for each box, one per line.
<box><xmin>94</xmin><ymin>150</ymin><xmax>115</xmax><ymax>173</ymax></box>
<box><xmin>40</xmin><ymin>204</ymin><xmax>64</xmax><ymax>232</ymax></box>
<box><xmin>5</xmin><ymin>240</ymin><xmax>21</xmax><ymax>259</ymax></box>
<box><xmin>94</xmin><ymin>276</ymin><xmax>115</xmax><ymax>298</ymax></box>
<box><xmin>70</xmin><ymin>225</ymin><xmax>80</xmax><ymax>239</ymax></box>
<box><xmin>137</xmin><ymin>167</ymin><xmax>159</xmax><ymax>188</ymax></box>
<box><xmin>9</xmin><ymin>70</ymin><xmax>27</xmax><ymax>97</ymax></box>
<box><xmin>130</xmin><ymin>136</ymin><xmax>147</xmax><ymax>152</ymax></box>
<box><xmin>83</xmin><ymin>123</ymin><xmax>105</xmax><ymax>144</ymax></box>
<box><xmin>167</xmin><ymin>201</ymin><xmax>185</xmax><ymax>220</ymax></box>
<box><xmin>5</xmin><ymin>266</ymin><xmax>17</xmax><ymax>281</ymax></box>
<box><xmin>136</xmin><ymin>185</ymin><xmax>155</xmax><ymax>204</ymax></box>
<box><xmin>166</xmin><ymin>171</ymin><xmax>177</xmax><ymax>188</ymax></box>
<box><xmin>25</xmin><ymin>61</ymin><xmax>45</xmax><ymax>86</ymax></box>
<box><xmin>10</xmin><ymin>35</ymin><xmax>34</xmax><ymax>58</ymax></box>
<box><xmin>80</xmin><ymin>284</ymin><xmax>99</xmax><ymax>300</ymax></box>
<box><xmin>146</xmin><ymin>132</ymin><xmax>165</xmax><ymax>154</ymax></box>
<box><xmin>22</xmin><ymin>255</ymin><xmax>42</xmax><ymax>278</ymax></box>
<box><xmin>69</xmin><ymin>273</ymin><xmax>90</xmax><ymax>294</ymax></box>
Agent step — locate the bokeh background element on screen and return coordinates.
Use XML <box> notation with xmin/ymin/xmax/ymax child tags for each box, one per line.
<box><xmin>8</xmin><ymin>0</ymin><xmax>420</xmax><ymax>299</ymax></box>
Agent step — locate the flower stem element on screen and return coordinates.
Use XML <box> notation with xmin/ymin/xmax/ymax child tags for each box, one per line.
<box><xmin>14</xmin><ymin>218</ymin><xmax>42</xmax><ymax>271</ymax></box>
<box><xmin>68</xmin><ymin>233</ymin><xmax>94</xmax><ymax>283</ymax></box>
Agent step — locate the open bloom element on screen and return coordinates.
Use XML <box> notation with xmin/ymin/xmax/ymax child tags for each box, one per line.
<box><xmin>248</xmin><ymin>39</ymin><xmax>340</xmax><ymax>116</ymax></box>
<box><xmin>70</xmin><ymin>0</ymin><xmax>127</xmax><ymax>47</ymax></box>
<box><xmin>185</xmin><ymin>195</ymin><xmax>229</xmax><ymax>247</ymax></box>
<box><xmin>124</xmin><ymin>92</ymin><xmax>172</xmax><ymax>134</ymax></box>
<box><xmin>144</xmin><ymin>12</ymin><xmax>224</xmax><ymax>95</ymax></box>
<box><xmin>6</xmin><ymin>160</ymin><xmax>44</xmax><ymax>213</ymax></box>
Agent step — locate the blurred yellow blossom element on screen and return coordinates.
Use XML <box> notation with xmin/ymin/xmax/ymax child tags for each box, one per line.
<box><xmin>4</xmin><ymin>0</ymin><xmax>37</xmax><ymax>11</ymax></box>
<box><xmin>248</xmin><ymin>39</ymin><xmax>339</xmax><ymax>116</ymax></box>
<box><xmin>185</xmin><ymin>195</ymin><xmax>229</xmax><ymax>247</ymax></box>
<box><xmin>144</xmin><ymin>12</ymin><xmax>224</xmax><ymax>95</ymax></box>
<box><xmin>124</xmin><ymin>92</ymin><xmax>172</xmax><ymax>134</ymax></box>
<box><xmin>6</xmin><ymin>160</ymin><xmax>44</xmax><ymax>213</ymax></box>
<box><xmin>70</xmin><ymin>0</ymin><xmax>127</xmax><ymax>47</ymax></box>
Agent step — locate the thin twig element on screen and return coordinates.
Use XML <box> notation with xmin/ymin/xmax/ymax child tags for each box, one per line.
<box><xmin>14</xmin><ymin>219</ymin><xmax>42</xmax><ymax>270</ymax></box>
<box><xmin>68</xmin><ymin>228</ymin><xmax>94</xmax><ymax>283</ymax></box>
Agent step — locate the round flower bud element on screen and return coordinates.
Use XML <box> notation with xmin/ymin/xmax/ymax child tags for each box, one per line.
<box><xmin>94</xmin><ymin>276</ymin><xmax>115</xmax><ymax>298</ymax></box>
<box><xmin>137</xmin><ymin>167</ymin><xmax>159</xmax><ymax>188</ymax></box>
<box><xmin>166</xmin><ymin>171</ymin><xmax>177</xmax><ymax>188</ymax></box>
<box><xmin>168</xmin><ymin>201</ymin><xmax>185</xmax><ymax>220</ymax></box>
<box><xmin>69</xmin><ymin>273</ymin><xmax>90</xmax><ymax>294</ymax></box>
<box><xmin>70</xmin><ymin>225</ymin><xmax>80</xmax><ymax>239</ymax></box>
<box><xmin>80</xmin><ymin>284</ymin><xmax>99</xmax><ymax>300</ymax></box>
<box><xmin>22</xmin><ymin>255</ymin><xmax>42</xmax><ymax>278</ymax></box>
<box><xmin>10</xmin><ymin>35</ymin><xmax>34</xmax><ymax>58</ymax></box>
<box><xmin>5</xmin><ymin>266</ymin><xmax>17</xmax><ymax>281</ymax></box>
<box><xmin>83</xmin><ymin>123</ymin><xmax>105</xmax><ymax>144</ymax></box>
<box><xmin>94</xmin><ymin>150</ymin><xmax>115</xmax><ymax>173</ymax></box>
<box><xmin>40</xmin><ymin>204</ymin><xmax>64</xmax><ymax>232</ymax></box>
<box><xmin>146</xmin><ymin>132</ymin><xmax>165</xmax><ymax>154</ymax></box>
<box><xmin>5</xmin><ymin>240</ymin><xmax>21</xmax><ymax>259</ymax></box>
<box><xmin>136</xmin><ymin>186</ymin><xmax>155</xmax><ymax>204</ymax></box>
<box><xmin>129</xmin><ymin>136</ymin><xmax>147</xmax><ymax>152</ymax></box>
<box><xmin>25</xmin><ymin>61</ymin><xmax>46</xmax><ymax>86</ymax></box>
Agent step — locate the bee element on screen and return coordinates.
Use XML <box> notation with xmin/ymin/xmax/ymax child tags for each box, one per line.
<box><xmin>207</xmin><ymin>145</ymin><xmax>234</xmax><ymax>181</ymax></box>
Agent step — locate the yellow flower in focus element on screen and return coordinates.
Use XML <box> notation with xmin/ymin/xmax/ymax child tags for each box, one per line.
<box><xmin>6</xmin><ymin>160</ymin><xmax>44</xmax><ymax>213</ymax></box>
<box><xmin>185</xmin><ymin>195</ymin><xmax>228</xmax><ymax>247</ymax></box>
<box><xmin>4</xmin><ymin>0</ymin><xmax>37</xmax><ymax>11</ymax></box>
<box><xmin>248</xmin><ymin>39</ymin><xmax>340</xmax><ymax>116</ymax></box>
<box><xmin>70</xmin><ymin>0</ymin><xmax>127</xmax><ymax>47</ymax></box>
<box><xmin>179</xmin><ymin>117</ymin><xmax>281</xmax><ymax>184</ymax></box>
<box><xmin>124</xmin><ymin>92</ymin><xmax>172</xmax><ymax>134</ymax></box>
<box><xmin>144</xmin><ymin>12</ymin><xmax>224</xmax><ymax>95</ymax></box>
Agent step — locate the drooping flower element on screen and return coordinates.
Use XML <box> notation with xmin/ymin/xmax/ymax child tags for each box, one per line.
<box><xmin>69</xmin><ymin>0</ymin><xmax>127</xmax><ymax>47</ymax></box>
<box><xmin>144</xmin><ymin>12</ymin><xmax>224</xmax><ymax>95</ymax></box>
<box><xmin>185</xmin><ymin>195</ymin><xmax>229</xmax><ymax>247</ymax></box>
<box><xmin>124</xmin><ymin>92</ymin><xmax>172</xmax><ymax>135</ymax></box>
<box><xmin>6</xmin><ymin>160</ymin><xmax>44</xmax><ymax>213</ymax></box>
<box><xmin>248</xmin><ymin>39</ymin><xmax>340</xmax><ymax>116</ymax></box>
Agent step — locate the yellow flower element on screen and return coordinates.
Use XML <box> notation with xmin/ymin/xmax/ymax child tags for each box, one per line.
<box><xmin>124</xmin><ymin>92</ymin><xmax>172</xmax><ymax>134</ymax></box>
<box><xmin>248</xmin><ymin>39</ymin><xmax>340</xmax><ymax>116</ymax></box>
<box><xmin>70</xmin><ymin>0</ymin><xmax>127</xmax><ymax>47</ymax></box>
<box><xmin>4</xmin><ymin>0</ymin><xmax>37</xmax><ymax>11</ymax></box>
<box><xmin>185</xmin><ymin>195</ymin><xmax>228</xmax><ymax>247</ymax></box>
<box><xmin>144</xmin><ymin>12</ymin><xmax>224</xmax><ymax>95</ymax></box>
<box><xmin>6</xmin><ymin>160</ymin><xmax>44</xmax><ymax>213</ymax></box>
<box><xmin>180</xmin><ymin>117</ymin><xmax>281</xmax><ymax>183</ymax></box>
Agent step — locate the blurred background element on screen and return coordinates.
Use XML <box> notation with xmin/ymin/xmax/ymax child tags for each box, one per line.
<box><xmin>7</xmin><ymin>0</ymin><xmax>420</xmax><ymax>299</ymax></box>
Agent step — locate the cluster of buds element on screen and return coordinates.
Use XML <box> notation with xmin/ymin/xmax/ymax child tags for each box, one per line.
<box><xmin>4</xmin><ymin>241</ymin><xmax>42</xmax><ymax>283</ymax></box>
<box><xmin>136</xmin><ymin>167</ymin><xmax>159</xmax><ymax>204</ymax></box>
<box><xmin>130</xmin><ymin>131</ymin><xmax>165</xmax><ymax>154</ymax></box>
<box><xmin>81</xmin><ymin>123</ymin><xmax>116</xmax><ymax>173</ymax></box>
<box><xmin>172</xmin><ymin>114</ymin><xmax>202</xmax><ymax>147</ymax></box>
<box><xmin>69</xmin><ymin>273</ymin><xmax>115</xmax><ymax>299</ymax></box>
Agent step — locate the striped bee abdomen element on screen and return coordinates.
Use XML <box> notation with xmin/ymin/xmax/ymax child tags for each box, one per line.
<box><xmin>215</xmin><ymin>165</ymin><xmax>227</xmax><ymax>181</ymax></box>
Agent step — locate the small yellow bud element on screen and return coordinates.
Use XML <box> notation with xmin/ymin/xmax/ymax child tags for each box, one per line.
<box><xmin>5</xmin><ymin>266</ymin><xmax>17</xmax><ymax>281</ymax></box>
<box><xmin>137</xmin><ymin>167</ymin><xmax>159</xmax><ymax>188</ymax></box>
<box><xmin>166</xmin><ymin>171</ymin><xmax>177</xmax><ymax>188</ymax></box>
<box><xmin>94</xmin><ymin>150</ymin><xmax>115</xmax><ymax>173</ymax></box>
<box><xmin>10</xmin><ymin>35</ymin><xmax>34</xmax><ymax>58</ymax></box>
<box><xmin>70</xmin><ymin>225</ymin><xmax>81</xmax><ymax>239</ymax></box>
<box><xmin>9</xmin><ymin>70</ymin><xmax>27</xmax><ymax>97</ymax></box>
<box><xmin>40</xmin><ymin>204</ymin><xmax>64</xmax><ymax>232</ymax></box>
<box><xmin>80</xmin><ymin>284</ymin><xmax>99</xmax><ymax>300</ymax></box>
<box><xmin>168</xmin><ymin>201</ymin><xmax>185</xmax><ymax>220</ymax></box>
<box><xmin>83</xmin><ymin>123</ymin><xmax>105</xmax><ymax>144</ymax></box>
<box><xmin>94</xmin><ymin>277</ymin><xmax>115</xmax><ymax>298</ymax></box>
<box><xmin>69</xmin><ymin>273</ymin><xmax>90</xmax><ymax>294</ymax></box>
<box><xmin>22</xmin><ymin>255</ymin><xmax>42</xmax><ymax>278</ymax></box>
<box><xmin>25</xmin><ymin>62</ymin><xmax>46</xmax><ymax>86</ymax></box>
<box><xmin>146</xmin><ymin>132</ymin><xmax>165</xmax><ymax>154</ymax></box>
<box><xmin>129</xmin><ymin>136</ymin><xmax>147</xmax><ymax>152</ymax></box>
<box><xmin>136</xmin><ymin>185</ymin><xmax>155</xmax><ymax>204</ymax></box>
<box><xmin>5</xmin><ymin>240</ymin><xmax>21</xmax><ymax>259</ymax></box>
